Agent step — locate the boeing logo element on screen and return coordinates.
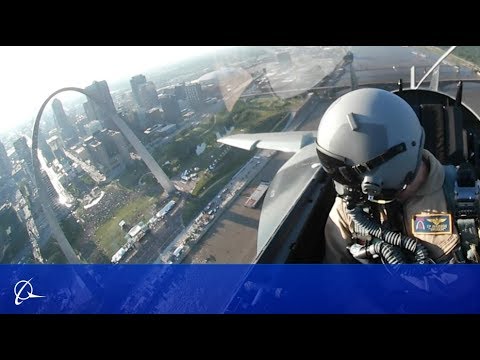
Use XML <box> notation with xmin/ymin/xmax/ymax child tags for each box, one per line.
<box><xmin>14</xmin><ymin>278</ymin><xmax>45</xmax><ymax>305</ymax></box>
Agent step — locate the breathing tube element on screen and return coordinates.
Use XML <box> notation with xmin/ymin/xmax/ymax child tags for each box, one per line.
<box><xmin>347</xmin><ymin>206</ymin><xmax>430</xmax><ymax>264</ymax></box>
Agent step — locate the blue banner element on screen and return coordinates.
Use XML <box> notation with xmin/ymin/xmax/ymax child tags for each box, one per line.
<box><xmin>1</xmin><ymin>264</ymin><xmax>480</xmax><ymax>314</ymax></box>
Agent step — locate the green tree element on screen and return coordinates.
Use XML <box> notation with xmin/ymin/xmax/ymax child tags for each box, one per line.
<box><xmin>60</xmin><ymin>215</ymin><xmax>84</xmax><ymax>248</ymax></box>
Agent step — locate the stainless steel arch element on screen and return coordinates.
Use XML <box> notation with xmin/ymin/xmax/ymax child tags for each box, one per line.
<box><xmin>32</xmin><ymin>87</ymin><xmax>175</xmax><ymax>263</ymax></box>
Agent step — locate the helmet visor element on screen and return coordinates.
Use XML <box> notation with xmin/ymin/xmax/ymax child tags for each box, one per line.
<box><xmin>316</xmin><ymin>141</ymin><xmax>415</xmax><ymax>202</ymax></box>
<box><xmin>316</xmin><ymin>147</ymin><xmax>361</xmax><ymax>185</ymax></box>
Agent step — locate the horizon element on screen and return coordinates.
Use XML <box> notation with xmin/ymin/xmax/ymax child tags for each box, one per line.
<box><xmin>0</xmin><ymin>46</ymin><xmax>234</xmax><ymax>135</ymax></box>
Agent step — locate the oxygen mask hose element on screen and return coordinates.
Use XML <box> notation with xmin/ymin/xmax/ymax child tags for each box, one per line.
<box><xmin>347</xmin><ymin>206</ymin><xmax>430</xmax><ymax>264</ymax></box>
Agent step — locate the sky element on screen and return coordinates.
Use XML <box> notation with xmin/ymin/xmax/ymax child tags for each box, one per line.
<box><xmin>0</xmin><ymin>46</ymin><xmax>232</xmax><ymax>134</ymax></box>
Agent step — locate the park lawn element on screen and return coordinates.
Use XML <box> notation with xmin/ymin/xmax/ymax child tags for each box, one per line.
<box><xmin>244</xmin><ymin>95</ymin><xmax>304</xmax><ymax>113</ymax></box>
<box><xmin>94</xmin><ymin>195</ymin><xmax>157</xmax><ymax>258</ymax></box>
<box><xmin>178</xmin><ymin>144</ymin><xmax>227</xmax><ymax>175</ymax></box>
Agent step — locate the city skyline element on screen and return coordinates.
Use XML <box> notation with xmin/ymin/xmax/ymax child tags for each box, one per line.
<box><xmin>0</xmin><ymin>46</ymin><xmax>234</xmax><ymax>134</ymax></box>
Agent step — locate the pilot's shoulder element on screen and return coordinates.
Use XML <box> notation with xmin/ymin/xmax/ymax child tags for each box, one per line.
<box><xmin>328</xmin><ymin>196</ymin><xmax>352</xmax><ymax>227</ymax></box>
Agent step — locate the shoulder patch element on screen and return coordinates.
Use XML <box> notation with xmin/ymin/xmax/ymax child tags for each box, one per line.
<box><xmin>412</xmin><ymin>213</ymin><xmax>452</xmax><ymax>235</ymax></box>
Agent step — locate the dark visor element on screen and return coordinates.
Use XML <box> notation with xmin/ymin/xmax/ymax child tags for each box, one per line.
<box><xmin>316</xmin><ymin>142</ymin><xmax>407</xmax><ymax>186</ymax></box>
<box><xmin>316</xmin><ymin>148</ymin><xmax>359</xmax><ymax>185</ymax></box>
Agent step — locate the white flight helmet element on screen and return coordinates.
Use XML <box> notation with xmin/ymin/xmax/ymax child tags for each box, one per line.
<box><xmin>316</xmin><ymin>88</ymin><xmax>425</xmax><ymax>202</ymax></box>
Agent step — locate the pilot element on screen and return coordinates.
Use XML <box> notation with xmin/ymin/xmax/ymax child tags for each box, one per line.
<box><xmin>316</xmin><ymin>88</ymin><xmax>469</xmax><ymax>264</ymax></box>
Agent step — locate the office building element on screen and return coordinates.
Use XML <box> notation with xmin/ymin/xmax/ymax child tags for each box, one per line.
<box><xmin>0</xmin><ymin>140</ymin><xmax>12</xmax><ymax>179</ymax></box>
<box><xmin>84</xmin><ymin>81</ymin><xmax>117</xmax><ymax>130</ymax></box>
<box><xmin>52</xmin><ymin>98</ymin><xmax>79</xmax><ymax>143</ymax></box>
<box><xmin>159</xmin><ymin>95</ymin><xmax>181</xmax><ymax>124</ymax></box>
<box><xmin>185</xmin><ymin>83</ymin><xmax>205</xmax><ymax>109</ymax></box>
<box><xmin>138</xmin><ymin>81</ymin><xmax>160</xmax><ymax>109</ymax></box>
<box><xmin>130</xmin><ymin>74</ymin><xmax>147</xmax><ymax>107</ymax></box>
<box><xmin>0</xmin><ymin>203</ymin><xmax>30</xmax><ymax>263</ymax></box>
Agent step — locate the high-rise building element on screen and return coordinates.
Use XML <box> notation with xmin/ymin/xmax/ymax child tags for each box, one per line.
<box><xmin>84</xmin><ymin>81</ymin><xmax>117</xmax><ymax>130</ymax></box>
<box><xmin>11</xmin><ymin>162</ymin><xmax>35</xmax><ymax>200</ymax></box>
<box><xmin>159</xmin><ymin>95</ymin><xmax>181</xmax><ymax>124</ymax></box>
<box><xmin>84</xmin><ymin>136</ymin><xmax>112</xmax><ymax>171</ymax></box>
<box><xmin>85</xmin><ymin>130</ymin><xmax>127</xmax><ymax>178</ymax></box>
<box><xmin>132</xmin><ymin>110</ymin><xmax>148</xmax><ymax>130</ymax></box>
<box><xmin>95</xmin><ymin>129</ymin><xmax>131</xmax><ymax>165</ymax></box>
<box><xmin>0</xmin><ymin>203</ymin><xmax>30</xmax><ymax>263</ymax></box>
<box><xmin>71</xmin><ymin>145</ymin><xmax>89</xmax><ymax>162</ymax></box>
<box><xmin>138</xmin><ymin>81</ymin><xmax>160</xmax><ymax>109</ymax></box>
<box><xmin>13</xmin><ymin>136</ymin><xmax>34</xmax><ymax>180</ymax></box>
<box><xmin>0</xmin><ymin>175</ymin><xmax>13</xmax><ymax>203</ymax></box>
<box><xmin>52</xmin><ymin>98</ymin><xmax>79</xmax><ymax>143</ymax></box>
<box><xmin>93</xmin><ymin>130</ymin><xmax>116</xmax><ymax>157</ymax></box>
<box><xmin>0</xmin><ymin>140</ymin><xmax>12</xmax><ymax>179</ymax></box>
<box><xmin>46</xmin><ymin>135</ymin><xmax>67</xmax><ymax>161</ymax></box>
<box><xmin>130</xmin><ymin>74</ymin><xmax>147</xmax><ymax>107</ymax></box>
<box><xmin>83</xmin><ymin>101</ymin><xmax>96</xmax><ymax>122</ymax></box>
<box><xmin>14</xmin><ymin>136</ymin><xmax>32</xmax><ymax>165</ymax></box>
<box><xmin>84</xmin><ymin>80</ymin><xmax>175</xmax><ymax>194</ymax></box>
<box><xmin>47</xmin><ymin>135</ymin><xmax>63</xmax><ymax>152</ymax></box>
<box><xmin>118</xmin><ymin>109</ymin><xmax>140</xmax><ymax>132</ymax></box>
<box><xmin>0</xmin><ymin>150</ymin><xmax>16</xmax><ymax>205</ymax></box>
<box><xmin>39</xmin><ymin>133</ymin><xmax>56</xmax><ymax>164</ymax></box>
<box><xmin>174</xmin><ymin>83</ymin><xmax>186</xmax><ymax>100</ymax></box>
<box><xmin>185</xmin><ymin>83</ymin><xmax>205</xmax><ymax>109</ymax></box>
<box><xmin>74</xmin><ymin>115</ymin><xmax>89</xmax><ymax>138</ymax></box>
<box><xmin>146</xmin><ymin>108</ymin><xmax>164</xmax><ymax>127</ymax></box>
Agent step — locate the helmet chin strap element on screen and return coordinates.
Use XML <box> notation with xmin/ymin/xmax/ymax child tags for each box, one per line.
<box><xmin>367</xmin><ymin>196</ymin><xmax>395</xmax><ymax>205</ymax></box>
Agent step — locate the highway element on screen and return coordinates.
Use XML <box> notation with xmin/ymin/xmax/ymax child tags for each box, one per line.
<box><xmin>120</xmin><ymin>198</ymin><xmax>186</xmax><ymax>263</ymax></box>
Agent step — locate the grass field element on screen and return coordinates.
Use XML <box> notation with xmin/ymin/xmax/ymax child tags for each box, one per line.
<box><xmin>94</xmin><ymin>195</ymin><xmax>157</xmax><ymax>258</ymax></box>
